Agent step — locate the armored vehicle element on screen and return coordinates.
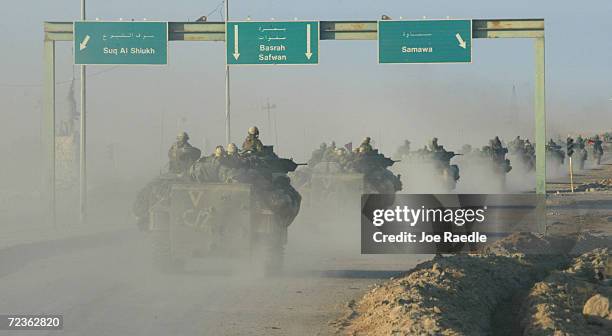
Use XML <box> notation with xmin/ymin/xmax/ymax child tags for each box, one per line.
<box><xmin>304</xmin><ymin>162</ymin><xmax>365</xmax><ymax>210</ymax></box>
<box><xmin>294</xmin><ymin>145</ymin><xmax>401</xmax><ymax>214</ymax></box>
<box><xmin>148</xmin><ymin>182</ymin><xmax>288</xmax><ymax>275</ymax></box>
<box><xmin>135</xmin><ymin>144</ymin><xmax>301</xmax><ymax>275</ymax></box>
<box><xmin>546</xmin><ymin>139</ymin><xmax>565</xmax><ymax>168</ymax></box>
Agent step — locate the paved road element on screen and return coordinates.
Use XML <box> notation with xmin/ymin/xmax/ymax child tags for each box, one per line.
<box><xmin>0</xmin><ymin>215</ymin><xmax>425</xmax><ymax>336</ymax></box>
<box><xmin>2</xmin><ymin>159</ymin><xmax>608</xmax><ymax>336</ymax></box>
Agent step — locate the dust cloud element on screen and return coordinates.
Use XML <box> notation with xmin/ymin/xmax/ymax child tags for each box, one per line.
<box><xmin>0</xmin><ymin>10</ymin><xmax>609</xmax><ymax>336</ymax></box>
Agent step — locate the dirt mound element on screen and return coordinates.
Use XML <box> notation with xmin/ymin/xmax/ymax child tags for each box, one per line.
<box><xmin>333</xmin><ymin>232</ymin><xmax>612</xmax><ymax>335</ymax></box>
<box><xmin>519</xmin><ymin>248</ymin><xmax>611</xmax><ymax>336</ymax></box>
<box><xmin>571</xmin><ymin>232</ymin><xmax>612</xmax><ymax>255</ymax></box>
<box><xmin>482</xmin><ymin>232</ymin><xmax>577</xmax><ymax>256</ymax></box>
<box><xmin>333</xmin><ymin>233</ymin><xmax>568</xmax><ymax>335</ymax></box>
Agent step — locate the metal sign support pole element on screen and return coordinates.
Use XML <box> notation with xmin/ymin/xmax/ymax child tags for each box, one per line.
<box><xmin>534</xmin><ymin>36</ymin><xmax>546</xmax><ymax>195</ymax></box>
<box><xmin>534</xmin><ymin>36</ymin><xmax>546</xmax><ymax>233</ymax></box>
<box><xmin>225</xmin><ymin>0</ymin><xmax>231</xmax><ymax>145</ymax></box>
<box><xmin>43</xmin><ymin>39</ymin><xmax>56</xmax><ymax>226</ymax></box>
<box><xmin>569</xmin><ymin>157</ymin><xmax>574</xmax><ymax>192</ymax></box>
<box><xmin>79</xmin><ymin>0</ymin><xmax>87</xmax><ymax>224</ymax></box>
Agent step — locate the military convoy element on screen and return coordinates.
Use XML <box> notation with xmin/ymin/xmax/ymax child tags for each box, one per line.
<box><xmin>135</xmin><ymin>129</ymin><xmax>609</xmax><ymax>273</ymax></box>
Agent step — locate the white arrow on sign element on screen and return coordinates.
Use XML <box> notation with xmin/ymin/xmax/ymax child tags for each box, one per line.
<box><xmin>455</xmin><ymin>33</ymin><xmax>467</xmax><ymax>49</ymax></box>
<box><xmin>79</xmin><ymin>35</ymin><xmax>91</xmax><ymax>51</ymax></box>
<box><xmin>305</xmin><ymin>24</ymin><xmax>313</xmax><ymax>59</ymax></box>
<box><xmin>233</xmin><ymin>25</ymin><xmax>240</xmax><ymax>60</ymax></box>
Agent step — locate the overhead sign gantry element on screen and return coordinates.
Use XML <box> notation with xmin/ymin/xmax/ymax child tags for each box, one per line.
<box><xmin>42</xmin><ymin>19</ymin><xmax>547</xmax><ymax>227</ymax></box>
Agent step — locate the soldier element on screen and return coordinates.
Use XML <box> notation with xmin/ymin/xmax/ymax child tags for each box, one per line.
<box><xmin>359</xmin><ymin>137</ymin><xmax>373</xmax><ymax>153</ymax></box>
<box><xmin>322</xmin><ymin>141</ymin><xmax>339</xmax><ymax>162</ymax></box>
<box><xmin>226</xmin><ymin>143</ymin><xmax>239</xmax><ymax>157</ymax></box>
<box><xmin>190</xmin><ymin>145</ymin><xmax>226</xmax><ymax>183</ymax></box>
<box><xmin>334</xmin><ymin>147</ymin><xmax>351</xmax><ymax>169</ymax></box>
<box><xmin>168</xmin><ymin>131</ymin><xmax>201</xmax><ymax>174</ymax></box>
<box><xmin>213</xmin><ymin>145</ymin><xmax>225</xmax><ymax>158</ymax></box>
<box><xmin>429</xmin><ymin>137</ymin><xmax>441</xmax><ymax>152</ymax></box>
<box><xmin>224</xmin><ymin>143</ymin><xmax>245</xmax><ymax>167</ymax></box>
<box><xmin>592</xmin><ymin>135</ymin><xmax>604</xmax><ymax>165</ymax></box>
<box><xmin>219</xmin><ymin>143</ymin><xmax>249</xmax><ymax>182</ymax></box>
<box><xmin>242</xmin><ymin>126</ymin><xmax>264</xmax><ymax>153</ymax></box>
<box><xmin>524</xmin><ymin>140</ymin><xmax>535</xmax><ymax>155</ymax></box>
<box><xmin>492</xmin><ymin>136</ymin><xmax>503</xmax><ymax>150</ymax></box>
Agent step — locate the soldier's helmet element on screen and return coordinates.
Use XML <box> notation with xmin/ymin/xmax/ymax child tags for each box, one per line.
<box><xmin>213</xmin><ymin>145</ymin><xmax>225</xmax><ymax>157</ymax></box>
<box><xmin>595</xmin><ymin>135</ymin><xmax>600</xmax><ymax>140</ymax></box>
<box><xmin>248</xmin><ymin>126</ymin><xmax>260</xmax><ymax>136</ymax></box>
<box><xmin>226</xmin><ymin>143</ymin><xmax>238</xmax><ymax>155</ymax></box>
<box><xmin>363</xmin><ymin>137</ymin><xmax>371</xmax><ymax>144</ymax></box>
<box><xmin>177</xmin><ymin>131</ymin><xmax>189</xmax><ymax>141</ymax></box>
<box><xmin>404</xmin><ymin>140</ymin><xmax>411</xmax><ymax>145</ymax></box>
<box><xmin>320</xmin><ymin>142</ymin><xmax>327</xmax><ymax>149</ymax></box>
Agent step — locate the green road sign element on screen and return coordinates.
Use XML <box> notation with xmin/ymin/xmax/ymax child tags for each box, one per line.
<box><xmin>378</xmin><ymin>20</ymin><xmax>472</xmax><ymax>64</ymax></box>
<box><xmin>74</xmin><ymin>21</ymin><xmax>168</xmax><ymax>65</ymax></box>
<box><xmin>226</xmin><ymin>21</ymin><xmax>319</xmax><ymax>65</ymax></box>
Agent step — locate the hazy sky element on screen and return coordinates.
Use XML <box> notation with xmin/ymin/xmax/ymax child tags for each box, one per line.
<box><xmin>1</xmin><ymin>0</ymin><xmax>611</xmax><ymax>181</ymax></box>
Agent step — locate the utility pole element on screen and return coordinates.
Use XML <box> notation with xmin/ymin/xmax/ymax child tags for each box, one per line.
<box><xmin>511</xmin><ymin>84</ymin><xmax>519</xmax><ymax>132</ymax></box>
<box><xmin>262</xmin><ymin>98</ymin><xmax>276</xmax><ymax>143</ymax></box>
<box><xmin>225</xmin><ymin>0</ymin><xmax>231</xmax><ymax>144</ymax></box>
<box><xmin>79</xmin><ymin>0</ymin><xmax>87</xmax><ymax>224</ymax></box>
<box><xmin>273</xmin><ymin>110</ymin><xmax>279</xmax><ymax>149</ymax></box>
<box><xmin>159</xmin><ymin>109</ymin><xmax>165</xmax><ymax>174</ymax></box>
